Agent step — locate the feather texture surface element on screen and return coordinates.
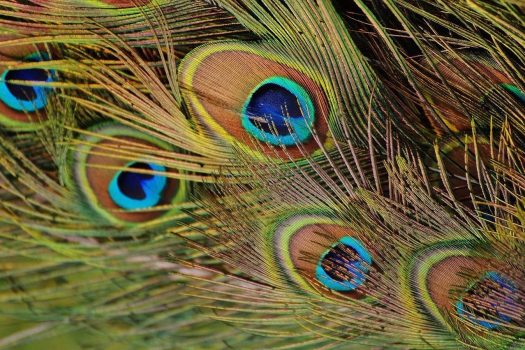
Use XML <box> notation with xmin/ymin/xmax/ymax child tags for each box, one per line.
<box><xmin>0</xmin><ymin>0</ymin><xmax>523</xmax><ymax>349</ymax></box>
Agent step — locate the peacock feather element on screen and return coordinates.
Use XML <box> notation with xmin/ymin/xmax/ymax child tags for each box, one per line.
<box><xmin>0</xmin><ymin>0</ymin><xmax>523</xmax><ymax>349</ymax></box>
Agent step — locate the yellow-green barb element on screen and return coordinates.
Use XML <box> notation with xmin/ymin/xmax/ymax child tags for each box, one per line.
<box><xmin>0</xmin><ymin>0</ymin><xmax>523</xmax><ymax>349</ymax></box>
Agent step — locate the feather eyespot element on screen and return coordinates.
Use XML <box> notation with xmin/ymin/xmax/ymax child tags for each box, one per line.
<box><xmin>179</xmin><ymin>42</ymin><xmax>331</xmax><ymax>160</ymax></box>
<box><xmin>455</xmin><ymin>272</ymin><xmax>516</xmax><ymax>330</ymax></box>
<box><xmin>268</xmin><ymin>213</ymin><xmax>374</xmax><ymax>297</ymax></box>
<box><xmin>418</xmin><ymin>55</ymin><xmax>524</xmax><ymax>135</ymax></box>
<box><xmin>315</xmin><ymin>237</ymin><xmax>372</xmax><ymax>292</ymax></box>
<box><xmin>408</xmin><ymin>241</ymin><xmax>524</xmax><ymax>342</ymax></box>
<box><xmin>68</xmin><ymin>123</ymin><xmax>187</xmax><ymax>224</ymax></box>
<box><xmin>0</xmin><ymin>52</ymin><xmax>54</xmax><ymax>128</ymax></box>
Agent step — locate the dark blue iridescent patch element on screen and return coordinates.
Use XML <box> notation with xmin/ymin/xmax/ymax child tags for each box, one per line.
<box><xmin>242</xmin><ymin>77</ymin><xmax>315</xmax><ymax>146</ymax></box>
<box><xmin>0</xmin><ymin>52</ymin><xmax>54</xmax><ymax>112</ymax></box>
<box><xmin>109</xmin><ymin>162</ymin><xmax>167</xmax><ymax>210</ymax></box>
<box><xmin>315</xmin><ymin>236</ymin><xmax>372</xmax><ymax>292</ymax></box>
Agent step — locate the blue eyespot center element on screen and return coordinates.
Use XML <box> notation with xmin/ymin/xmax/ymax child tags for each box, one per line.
<box><xmin>315</xmin><ymin>236</ymin><xmax>372</xmax><ymax>292</ymax></box>
<box><xmin>109</xmin><ymin>162</ymin><xmax>167</xmax><ymax>210</ymax></box>
<box><xmin>246</xmin><ymin>83</ymin><xmax>302</xmax><ymax>136</ymax></box>
<box><xmin>242</xmin><ymin>77</ymin><xmax>315</xmax><ymax>146</ymax></box>
<box><xmin>0</xmin><ymin>52</ymin><xmax>54</xmax><ymax>112</ymax></box>
<box><xmin>117</xmin><ymin>162</ymin><xmax>154</xmax><ymax>200</ymax></box>
<box><xmin>456</xmin><ymin>272</ymin><xmax>516</xmax><ymax>330</ymax></box>
<box><xmin>5</xmin><ymin>67</ymin><xmax>49</xmax><ymax>101</ymax></box>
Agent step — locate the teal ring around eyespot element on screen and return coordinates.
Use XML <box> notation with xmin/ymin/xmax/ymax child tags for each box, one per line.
<box><xmin>108</xmin><ymin>162</ymin><xmax>167</xmax><ymax>210</ymax></box>
<box><xmin>0</xmin><ymin>52</ymin><xmax>54</xmax><ymax>112</ymax></box>
<box><xmin>455</xmin><ymin>271</ymin><xmax>514</xmax><ymax>330</ymax></box>
<box><xmin>67</xmin><ymin>122</ymin><xmax>188</xmax><ymax>225</ymax></box>
<box><xmin>455</xmin><ymin>300</ymin><xmax>501</xmax><ymax>330</ymax></box>
<box><xmin>315</xmin><ymin>236</ymin><xmax>372</xmax><ymax>292</ymax></box>
<box><xmin>241</xmin><ymin>76</ymin><xmax>315</xmax><ymax>146</ymax></box>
